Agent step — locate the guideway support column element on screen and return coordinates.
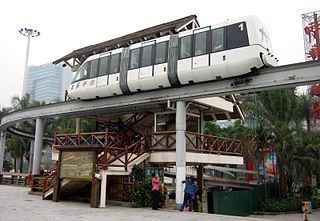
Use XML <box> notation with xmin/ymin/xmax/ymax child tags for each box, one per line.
<box><xmin>32</xmin><ymin>118</ymin><xmax>44</xmax><ymax>175</ymax></box>
<box><xmin>175</xmin><ymin>101</ymin><xmax>186</xmax><ymax>208</ymax></box>
<box><xmin>0</xmin><ymin>132</ymin><xmax>6</xmax><ymax>173</ymax></box>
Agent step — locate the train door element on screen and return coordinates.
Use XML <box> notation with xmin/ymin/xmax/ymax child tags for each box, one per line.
<box><xmin>97</xmin><ymin>52</ymin><xmax>111</xmax><ymax>88</ymax></box>
<box><xmin>153</xmin><ymin>41</ymin><xmax>168</xmax><ymax>78</ymax></box>
<box><xmin>210</xmin><ymin>27</ymin><xmax>228</xmax><ymax>79</ymax></box>
<box><xmin>139</xmin><ymin>41</ymin><xmax>155</xmax><ymax>80</ymax></box>
<box><xmin>225</xmin><ymin>21</ymin><xmax>250</xmax><ymax>77</ymax></box>
<box><xmin>108</xmin><ymin>53</ymin><xmax>121</xmax><ymax>87</ymax></box>
<box><xmin>192</xmin><ymin>27</ymin><xmax>210</xmax><ymax>69</ymax></box>
<box><xmin>127</xmin><ymin>44</ymin><xmax>141</xmax><ymax>91</ymax></box>
<box><xmin>192</xmin><ymin>27</ymin><xmax>210</xmax><ymax>82</ymax></box>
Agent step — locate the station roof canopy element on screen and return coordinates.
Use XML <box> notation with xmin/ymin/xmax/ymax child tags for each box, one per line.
<box><xmin>53</xmin><ymin>15</ymin><xmax>199</xmax><ymax>71</ymax></box>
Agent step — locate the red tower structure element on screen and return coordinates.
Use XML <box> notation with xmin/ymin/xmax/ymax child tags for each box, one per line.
<box><xmin>302</xmin><ymin>11</ymin><xmax>320</xmax><ymax>128</ymax></box>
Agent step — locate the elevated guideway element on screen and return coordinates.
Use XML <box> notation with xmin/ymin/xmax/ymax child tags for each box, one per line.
<box><xmin>1</xmin><ymin>61</ymin><xmax>320</xmax><ymax>130</ymax></box>
<box><xmin>6</xmin><ymin>126</ymin><xmax>54</xmax><ymax>142</ymax></box>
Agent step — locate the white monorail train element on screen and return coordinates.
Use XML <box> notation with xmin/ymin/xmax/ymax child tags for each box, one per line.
<box><xmin>68</xmin><ymin>15</ymin><xmax>277</xmax><ymax>100</ymax></box>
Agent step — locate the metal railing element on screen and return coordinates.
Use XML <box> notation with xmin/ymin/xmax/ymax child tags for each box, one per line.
<box><xmin>42</xmin><ymin>169</ymin><xmax>57</xmax><ymax>197</ymax></box>
<box><xmin>53</xmin><ymin>130</ymin><xmax>242</xmax><ymax>171</ymax></box>
<box><xmin>98</xmin><ymin>136</ymin><xmax>150</xmax><ymax>170</ymax></box>
<box><xmin>0</xmin><ymin>172</ymin><xmax>28</xmax><ymax>186</ymax></box>
<box><xmin>185</xmin><ymin>132</ymin><xmax>242</xmax><ymax>155</ymax></box>
<box><xmin>150</xmin><ymin>131</ymin><xmax>242</xmax><ymax>155</ymax></box>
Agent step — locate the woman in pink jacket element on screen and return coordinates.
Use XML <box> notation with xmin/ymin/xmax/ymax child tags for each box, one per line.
<box><xmin>151</xmin><ymin>173</ymin><xmax>160</xmax><ymax>210</ymax></box>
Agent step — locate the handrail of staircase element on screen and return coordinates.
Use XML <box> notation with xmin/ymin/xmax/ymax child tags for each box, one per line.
<box><xmin>98</xmin><ymin>136</ymin><xmax>150</xmax><ymax>170</ymax></box>
<box><xmin>42</xmin><ymin>168</ymin><xmax>57</xmax><ymax>197</ymax></box>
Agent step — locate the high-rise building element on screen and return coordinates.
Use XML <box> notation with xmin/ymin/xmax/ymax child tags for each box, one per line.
<box><xmin>24</xmin><ymin>63</ymin><xmax>73</xmax><ymax>104</ymax></box>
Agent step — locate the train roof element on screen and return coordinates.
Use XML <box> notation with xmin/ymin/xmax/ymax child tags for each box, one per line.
<box><xmin>53</xmin><ymin>15</ymin><xmax>199</xmax><ymax>71</ymax></box>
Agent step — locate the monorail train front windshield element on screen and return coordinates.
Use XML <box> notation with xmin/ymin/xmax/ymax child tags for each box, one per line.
<box><xmin>226</xmin><ymin>22</ymin><xmax>249</xmax><ymax>50</ymax></box>
<box><xmin>73</xmin><ymin>62</ymin><xmax>89</xmax><ymax>82</ymax></box>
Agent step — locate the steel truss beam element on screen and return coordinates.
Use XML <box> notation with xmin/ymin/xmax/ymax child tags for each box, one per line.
<box><xmin>1</xmin><ymin>60</ymin><xmax>320</xmax><ymax>130</ymax></box>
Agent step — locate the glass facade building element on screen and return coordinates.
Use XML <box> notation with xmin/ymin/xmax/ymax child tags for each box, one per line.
<box><xmin>24</xmin><ymin>63</ymin><xmax>73</xmax><ymax>104</ymax></box>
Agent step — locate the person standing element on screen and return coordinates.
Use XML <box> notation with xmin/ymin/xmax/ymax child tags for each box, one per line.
<box><xmin>180</xmin><ymin>175</ymin><xmax>198</xmax><ymax>212</ymax></box>
<box><xmin>151</xmin><ymin>173</ymin><xmax>160</xmax><ymax>210</ymax></box>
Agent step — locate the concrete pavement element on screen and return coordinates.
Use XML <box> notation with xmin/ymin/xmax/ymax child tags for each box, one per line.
<box><xmin>0</xmin><ymin>185</ymin><xmax>280</xmax><ymax>221</ymax></box>
<box><xmin>250</xmin><ymin>210</ymin><xmax>320</xmax><ymax>221</ymax></box>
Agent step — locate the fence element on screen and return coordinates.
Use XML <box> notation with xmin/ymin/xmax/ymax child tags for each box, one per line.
<box><xmin>0</xmin><ymin>172</ymin><xmax>28</xmax><ymax>186</ymax></box>
<box><xmin>208</xmin><ymin>182</ymin><xmax>278</xmax><ymax>216</ymax></box>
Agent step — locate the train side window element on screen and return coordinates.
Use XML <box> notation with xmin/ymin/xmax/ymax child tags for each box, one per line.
<box><xmin>226</xmin><ymin>22</ymin><xmax>249</xmax><ymax>50</ymax></box>
<box><xmin>194</xmin><ymin>31</ymin><xmax>207</xmax><ymax>56</ymax></box>
<box><xmin>212</xmin><ymin>28</ymin><xmax>225</xmax><ymax>52</ymax></box>
<box><xmin>89</xmin><ymin>59</ymin><xmax>99</xmax><ymax>77</ymax></box>
<box><xmin>141</xmin><ymin>45</ymin><xmax>153</xmax><ymax>67</ymax></box>
<box><xmin>179</xmin><ymin>35</ymin><xmax>192</xmax><ymax>59</ymax></box>
<box><xmin>110</xmin><ymin>53</ymin><xmax>121</xmax><ymax>74</ymax></box>
<box><xmin>99</xmin><ymin>56</ymin><xmax>109</xmax><ymax>76</ymax></box>
<box><xmin>155</xmin><ymin>41</ymin><xmax>168</xmax><ymax>64</ymax></box>
<box><xmin>74</xmin><ymin>62</ymin><xmax>89</xmax><ymax>82</ymax></box>
<box><xmin>129</xmin><ymin>48</ymin><xmax>140</xmax><ymax>70</ymax></box>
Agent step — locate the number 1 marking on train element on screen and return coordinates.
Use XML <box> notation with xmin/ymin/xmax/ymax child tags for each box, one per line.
<box><xmin>239</xmin><ymin>23</ymin><xmax>243</xmax><ymax>31</ymax></box>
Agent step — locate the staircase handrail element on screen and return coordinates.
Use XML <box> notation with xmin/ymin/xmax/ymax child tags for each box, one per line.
<box><xmin>99</xmin><ymin>136</ymin><xmax>150</xmax><ymax>170</ymax></box>
<box><xmin>42</xmin><ymin>169</ymin><xmax>57</xmax><ymax>197</ymax></box>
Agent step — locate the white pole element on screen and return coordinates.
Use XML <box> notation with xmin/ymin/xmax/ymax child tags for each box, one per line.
<box><xmin>0</xmin><ymin>132</ymin><xmax>6</xmax><ymax>173</ymax></box>
<box><xmin>32</xmin><ymin>118</ymin><xmax>44</xmax><ymax>175</ymax></box>
<box><xmin>21</xmin><ymin>35</ymin><xmax>31</xmax><ymax>96</ymax></box>
<box><xmin>100</xmin><ymin>171</ymin><xmax>107</xmax><ymax>208</ymax></box>
<box><xmin>175</xmin><ymin>101</ymin><xmax>186</xmax><ymax>208</ymax></box>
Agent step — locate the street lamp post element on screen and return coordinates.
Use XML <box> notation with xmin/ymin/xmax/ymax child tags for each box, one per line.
<box><xmin>18</xmin><ymin>28</ymin><xmax>40</xmax><ymax>174</ymax></box>
<box><xmin>19</xmin><ymin>28</ymin><xmax>40</xmax><ymax>96</ymax></box>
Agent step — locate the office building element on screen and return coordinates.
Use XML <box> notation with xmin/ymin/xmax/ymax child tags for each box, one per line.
<box><xmin>24</xmin><ymin>63</ymin><xmax>73</xmax><ymax>103</ymax></box>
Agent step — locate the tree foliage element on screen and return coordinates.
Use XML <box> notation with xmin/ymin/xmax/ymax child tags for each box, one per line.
<box><xmin>240</xmin><ymin>89</ymin><xmax>320</xmax><ymax>197</ymax></box>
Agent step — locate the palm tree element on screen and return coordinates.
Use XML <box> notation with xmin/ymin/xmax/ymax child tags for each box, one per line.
<box><xmin>296</xmin><ymin>94</ymin><xmax>314</xmax><ymax>132</ymax></box>
<box><xmin>5</xmin><ymin>94</ymin><xmax>44</xmax><ymax>172</ymax></box>
<box><xmin>240</xmin><ymin>88</ymin><xmax>302</xmax><ymax>197</ymax></box>
<box><xmin>246</xmin><ymin>88</ymin><xmax>320</xmax><ymax>197</ymax></box>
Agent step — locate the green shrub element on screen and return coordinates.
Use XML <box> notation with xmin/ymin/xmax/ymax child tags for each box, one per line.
<box><xmin>310</xmin><ymin>196</ymin><xmax>320</xmax><ymax>209</ymax></box>
<box><xmin>125</xmin><ymin>180</ymin><xmax>165</xmax><ymax>208</ymax></box>
<box><xmin>126</xmin><ymin>181</ymin><xmax>152</xmax><ymax>207</ymax></box>
<box><xmin>262</xmin><ymin>195</ymin><xmax>320</xmax><ymax>212</ymax></box>
<box><xmin>262</xmin><ymin>196</ymin><xmax>301</xmax><ymax>212</ymax></box>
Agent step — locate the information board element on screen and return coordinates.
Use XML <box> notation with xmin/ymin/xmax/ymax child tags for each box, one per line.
<box><xmin>60</xmin><ymin>151</ymin><xmax>93</xmax><ymax>180</ymax></box>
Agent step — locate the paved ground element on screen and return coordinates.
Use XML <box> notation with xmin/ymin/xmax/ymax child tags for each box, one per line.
<box><xmin>250</xmin><ymin>211</ymin><xmax>319</xmax><ymax>221</ymax></box>
<box><xmin>0</xmin><ymin>185</ymin><xmax>318</xmax><ymax>221</ymax></box>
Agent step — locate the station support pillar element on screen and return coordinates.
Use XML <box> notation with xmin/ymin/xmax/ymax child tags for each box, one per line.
<box><xmin>28</xmin><ymin>140</ymin><xmax>34</xmax><ymax>173</ymax></box>
<box><xmin>32</xmin><ymin>118</ymin><xmax>44</xmax><ymax>175</ymax></box>
<box><xmin>76</xmin><ymin>117</ymin><xmax>81</xmax><ymax>134</ymax></box>
<box><xmin>175</xmin><ymin>101</ymin><xmax>186</xmax><ymax>208</ymax></box>
<box><xmin>0</xmin><ymin>131</ymin><xmax>6</xmax><ymax>173</ymax></box>
<box><xmin>99</xmin><ymin>170</ymin><xmax>108</xmax><ymax>208</ymax></box>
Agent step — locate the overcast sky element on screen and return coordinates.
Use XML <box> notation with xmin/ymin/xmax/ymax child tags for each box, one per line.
<box><xmin>0</xmin><ymin>0</ymin><xmax>318</xmax><ymax>108</ymax></box>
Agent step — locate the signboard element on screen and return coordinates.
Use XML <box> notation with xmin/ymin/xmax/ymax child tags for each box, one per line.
<box><xmin>145</xmin><ymin>167</ymin><xmax>164</xmax><ymax>183</ymax></box>
<box><xmin>259</xmin><ymin>152</ymin><xmax>278</xmax><ymax>179</ymax></box>
<box><xmin>302</xmin><ymin>11</ymin><xmax>320</xmax><ymax>61</ymax></box>
<box><xmin>60</xmin><ymin>151</ymin><xmax>93</xmax><ymax>180</ymax></box>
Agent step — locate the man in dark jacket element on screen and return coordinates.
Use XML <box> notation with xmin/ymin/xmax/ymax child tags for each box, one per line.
<box><xmin>179</xmin><ymin>175</ymin><xmax>198</xmax><ymax>212</ymax></box>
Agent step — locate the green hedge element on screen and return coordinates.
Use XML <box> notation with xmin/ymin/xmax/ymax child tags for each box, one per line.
<box><xmin>262</xmin><ymin>196</ymin><xmax>320</xmax><ymax>212</ymax></box>
<box><xmin>125</xmin><ymin>181</ymin><xmax>165</xmax><ymax>208</ymax></box>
